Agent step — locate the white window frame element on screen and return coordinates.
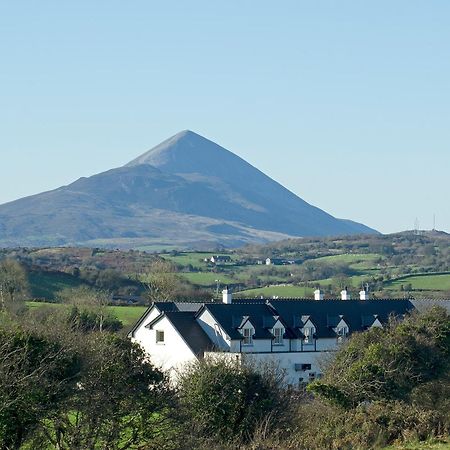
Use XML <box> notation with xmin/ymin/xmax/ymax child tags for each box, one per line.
<box><xmin>336</xmin><ymin>326</ymin><xmax>349</xmax><ymax>343</ymax></box>
<box><xmin>242</xmin><ymin>327</ymin><xmax>253</xmax><ymax>346</ymax></box>
<box><xmin>273</xmin><ymin>327</ymin><xmax>284</xmax><ymax>345</ymax></box>
<box><xmin>156</xmin><ymin>330</ymin><xmax>165</xmax><ymax>344</ymax></box>
<box><xmin>303</xmin><ymin>326</ymin><xmax>315</xmax><ymax>344</ymax></box>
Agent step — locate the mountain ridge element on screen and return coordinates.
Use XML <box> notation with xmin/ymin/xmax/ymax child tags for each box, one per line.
<box><xmin>0</xmin><ymin>131</ymin><xmax>377</xmax><ymax>249</ymax></box>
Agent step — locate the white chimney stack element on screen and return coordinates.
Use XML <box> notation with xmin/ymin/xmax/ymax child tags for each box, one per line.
<box><xmin>340</xmin><ymin>288</ymin><xmax>350</xmax><ymax>300</ymax></box>
<box><xmin>359</xmin><ymin>289</ymin><xmax>369</xmax><ymax>300</ymax></box>
<box><xmin>222</xmin><ymin>287</ymin><xmax>232</xmax><ymax>304</ymax></box>
<box><xmin>314</xmin><ymin>289</ymin><xmax>323</xmax><ymax>301</ymax></box>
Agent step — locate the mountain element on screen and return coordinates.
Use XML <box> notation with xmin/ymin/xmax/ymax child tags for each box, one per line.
<box><xmin>0</xmin><ymin>130</ymin><xmax>377</xmax><ymax>249</ymax></box>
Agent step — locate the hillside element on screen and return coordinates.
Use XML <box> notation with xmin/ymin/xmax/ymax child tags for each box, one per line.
<box><xmin>0</xmin><ymin>130</ymin><xmax>376</xmax><ymax>249</ymax></box>
<box><xmin>4</xmin><ymin>230</ymin><xmax>449</xmax><ymax>301</ymax></box>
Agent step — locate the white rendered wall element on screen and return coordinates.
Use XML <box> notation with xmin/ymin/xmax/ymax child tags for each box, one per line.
<box><xmin>205</xmin><ymin>351</ymin><xmax>330</xmax><ymax>386</ymax></box>
<box><xmin>134</xmin><ymin>315</ymin><xmax>197</xmax><ymax>379</ymax></box>
<box><xmin>132</xmin><ymin>306</ymin><xmax>162</xmax><ymax>343</ymax></box>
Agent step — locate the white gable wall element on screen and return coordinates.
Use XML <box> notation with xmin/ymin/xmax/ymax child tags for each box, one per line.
<box><xmin>132</xmin><ymin>306</ymin><xmax>163</xmax><ymax>343</ymax></box>
<box><xmin>135</xmin><ymin>315</ymin><xmax>197</xmax><ymax>378</ymax></box>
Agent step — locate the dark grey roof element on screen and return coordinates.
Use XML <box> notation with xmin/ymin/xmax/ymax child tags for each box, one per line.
<box><xmin>198</xmin><ymin>302</ymin><xmax>292</xmax><ymax>340</ymax></box>
<box><xmin>127</xmin><ymin>301</ymin><xmax>205</xmax><ymax>338</ymax></box>
<box><xmin>147</xmin><ymin>311</ymin><xmax>215</xmax><ymax>357</ymax></box>
<box><xmin>268</xmin><ymin>299</ymin><xmax>415</xmax><ymax>339</ymax></box>
<box><xmin>131</xmin><ymin>299</ymin><xmax>415</xmax><ymax>345</ymax></box>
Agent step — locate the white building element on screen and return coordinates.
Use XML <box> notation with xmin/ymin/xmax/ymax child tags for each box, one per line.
<box><xmin>128</xmin><ymin>289</ymin><xmax>414</xmax><ymax>385</ymax></box>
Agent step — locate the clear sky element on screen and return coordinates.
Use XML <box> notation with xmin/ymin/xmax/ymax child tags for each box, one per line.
<box><xmin>1</xmin><ymin>1</ymin><xmax>449</xmax><ymax>234</ymax></box>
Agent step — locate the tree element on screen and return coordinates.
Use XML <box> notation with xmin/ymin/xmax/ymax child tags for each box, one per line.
<box><xmin>0</xmin><ymin>323</ymin><xmax>80</xmax><ymax>449</ymax></box>
<box><xmin>59</xmin><ymin>286</ymin><xmax>121</xmax><ymax>332</ymax></box>
<box><xmin>0</xmin><ymin>259</ymin><xmax>29</xmax><ymax>313</ymax></box>
<box><xmin>308</xmin><ymin>306</ymin><xmax>450</xmax><ymax>407</ymax></box>
<box><xmin>37</xmin><ymin>333</ymin><xmax>175</xmax><ymax>450</ymax></box>
<box><xmin>140</xmin><ymin>260</ymin><xmax>182</xmax><ymax>303</ymax></box>
<box><xmin>177</xmin><ymin>358</ymin><xmax>288</xmax><ymax>445</ymax></box>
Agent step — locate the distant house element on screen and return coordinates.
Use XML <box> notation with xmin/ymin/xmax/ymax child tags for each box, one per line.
<box><xmin>266</xmin><ymin>258</ymin><xmax>301</xmax><ymax>265</ymax></box>
<box><xmin>210</xmin><ymin>255</ymin><xmax>232</xmax><ymax>264</ymax></box>
<box><xmin>129</xmin><ymin>289</ymin><xmax>414</xmax><ymax>385</ymax></box>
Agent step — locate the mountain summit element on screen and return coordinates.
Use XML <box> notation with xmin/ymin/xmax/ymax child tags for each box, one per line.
<box><xmin>0</xmin><ymin>131</ymin><xmax>376</xmax><ymax>248</ymax></box>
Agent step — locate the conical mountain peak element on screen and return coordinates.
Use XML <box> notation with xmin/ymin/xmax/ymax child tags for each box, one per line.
<box><xmin>125</xmin><ymin>130</ymin><xmax>225</xmax><ymax>169</ymax></box>
<box><xmin>0</xmin><ymin>130</ymin><xmax>377</xmax><ymax>248</ymax></box>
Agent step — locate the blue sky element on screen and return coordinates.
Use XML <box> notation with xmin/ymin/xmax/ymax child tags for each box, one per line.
<box><xmin>1</xmin><ymin>1</ymin><xmax>449</xmax><ymax>233</ymax></box>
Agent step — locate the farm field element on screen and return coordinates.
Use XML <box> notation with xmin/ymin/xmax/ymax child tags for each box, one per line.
<box><xmin>237</xmin><ymin>285</ymin><xmax>314</xmax><ymax>298</ymax></box>
<box><xmin>26</xmin><ymin>302</ymin><xmax>147</xmax><ymax>328</ymax></box>
<box><xmin>180</xmin><ymin>272</ymin><xmax>236</xmax><ymax>287</ymax></box>
<box><xmin>28</xmin><ymin>270</ymin><xmax>89</xmax><ymax>300</ymax></box>
<box><xmin>312</xmin><ymin>253</ymin><xmax>382</xmax><ymax>268</ymax></box>
<box><xmin>383</xmin><ymin>441</ymin><xmax>450</xmax><ymax>450</ymax></box>
<box><xmin>164</xmin><ymin>252</ymin><xmax>235</xmax><ymax>269</ymax></box>
<box><xmin>385</xmin><ymin>273</ymin><xmax>450</xmax><ymax>291</ymax></box>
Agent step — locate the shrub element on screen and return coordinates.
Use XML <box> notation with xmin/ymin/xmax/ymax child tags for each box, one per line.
<box><xmin>177</xmin><ymin>357</ymin><xmax>288</xmax><ymax>445</ymax></box>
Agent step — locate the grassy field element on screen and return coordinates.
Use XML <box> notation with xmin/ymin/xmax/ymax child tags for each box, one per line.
<box><xmin>163</xmin><ymin>252</ymin><xmax>235</xmax><ymax>269</ymax></box>
<box><xmin>312</xmin><ymin>253</ymin><xmax>382</xmax><ymax>268</ymax></box>
<box><xmin>385</xmin><ymin>273</ymin><xmax>450</xmax><ymax>291</ymax></box>
<box><xmin>237</xmin><ymin>285</ymin><xmax>314</xmax><ymax>298</ymax></box>
<box><xmin>26</xmin><ymin>302</ymin><xmax>147</xmax><ymax>328</ymax></box>
<box><xmin>180</xmin><ymin>272</ymin><xmax>236</xmax><ymax>287</ymax></box>
<box><xmin>28</xmin><ymin>271</ymin><xmax>90</xmax><ymax>300</ymax></box>
<box><xmin>382</xmin><ymin>441</ymin><xmax>450</xmax><ymax>450</ymax></box>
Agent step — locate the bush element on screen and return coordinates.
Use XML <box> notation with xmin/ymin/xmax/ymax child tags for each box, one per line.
<box><xmin>177</xmin><ymin>357</ymin><xmax>289</xmax><ymax>445</ymax></box>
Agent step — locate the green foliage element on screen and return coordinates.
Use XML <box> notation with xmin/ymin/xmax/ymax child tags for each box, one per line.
<box><xmin>0</xmin><ymin>259</ymin><xmax>29</xmax><ymax>313</ymax></box>
<box><xmin>35</xmin><ymin>333</ymin><xmax>174</xmax><ymax>450</ymax></box>
<box><xmin>309</xmin><ymin>307</ymin><xmax>450</xmax><ymax>407</ymax></box>
<box><xmin>177</xmin><ymin>358</ymin><xmax>287</xmax><ymax>445</ymax></box>
<box><xmin>0</xmin><ymin>325</ymin><xmax>80</xmax><ymax>449</ymax></box>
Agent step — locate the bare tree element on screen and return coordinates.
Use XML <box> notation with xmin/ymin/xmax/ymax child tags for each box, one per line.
<box><xmin>59</xmin><ymin>286</ymin><xmax>117</xmax><ymax>332</ymax></box>
<box><xmin>0</xmin><ymin>259</ymin><xmax>29</xmax><ymax>312</ymax></box>
<box><xmin>140</xmin><ymin>260</ymin><xmax>182</xmax><ymax>303</ymax></box>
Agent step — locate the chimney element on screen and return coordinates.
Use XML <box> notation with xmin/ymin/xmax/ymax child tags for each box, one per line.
<box><xmin>222</xmin><ymin>286</ymin><xmax>232</xmax><ymax>304</ymax></box>
<box><xmin>314</xmin><ymin>289</ymin><xmax>323</xmax><ymax>301</ymax></box>
<box><xmin>359</xmin><ymin>289</ymin><xmax>369</xmax><ymax>300</ymax></box>
<box><xmin>340</xmin><ymin>288</ymin><xmax>350</xmax><ymax>300</ymax></box>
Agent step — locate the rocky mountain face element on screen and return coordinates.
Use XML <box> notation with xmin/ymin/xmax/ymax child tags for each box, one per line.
<box><xmin>0</xmin><ymin>130</ymin><xmax>377</xmax><ymax>249</ymax></box>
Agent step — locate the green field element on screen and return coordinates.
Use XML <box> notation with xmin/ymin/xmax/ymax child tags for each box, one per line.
<box><xmin>180</xmin><ymin>272</ymin><xmax>236</xmax><ymax>287</ymax></box>
<box><xmin>26</xmin><ymin>302</ymin><xmax>147</xmax><ymax>328</ymax></box>
<box><xmin>28</xmin><ymin>271</ymin><xmax>90</xmax><ymax>300</ymax></box>
<box><xmin>237</xmin><ymin>285</ymin><xmax>314</xmax><ymax>298</ymax></box>
<box><xmin>312</xmin><ymin>253</ymin><xmax>382</xmax><ymax>268</ymax></box>
<box><xmin>385</xmin><ymin>273</ymin><xmax>450</xmax><ymax>291</ymax></box>
<box><xmin>382</xmin><ymin>441</ymin><xmax>450</xmax><ymax>450</ymax></box>
<box><xmin>163</xmin><ymin>252</ymin><xmax>235</xmax><ymax>269</ymax></box>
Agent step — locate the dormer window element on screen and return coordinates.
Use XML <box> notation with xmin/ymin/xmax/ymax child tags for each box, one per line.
<box><xmin>242</xmin><ymin>327</ymin><xmax>253</xmax><ymax>345</ymax></box>
<box><xmin>273</xmin><ymin>327</ymin><xmax>284</xmax><ymax>345</ymax></box>
<box><xmin>303</xmin><ymin>326</ymin><xmax>315</xmax><ymax>344</ymax></box>
<box><xmin>336</xmin><ymin>326</ymin><xmax>349</xmax><ymax>342</ymax></box>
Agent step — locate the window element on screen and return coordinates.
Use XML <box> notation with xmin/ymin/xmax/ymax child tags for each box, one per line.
<box><xmin>156</xmin><ymin>330</ymin><xmax>165</xmax><ymax>344</ymax></box>
<box><xmin>273</xmin><ymin>327</ymin><xmax>283</xmax><ymax>345</ymax></box>
<box><xmin>336</xmin><ymin>326</ymin><xmax>348</xmax><ymax>342</ymax></box>
<box><xmin>303</xmin><ymin>327</ymin><xmax>315</xmax><ymax>344</ymax></box>
<box><xmin>242</xmin><ymin>327</ymin><xmax>253</xmax><ymax>345</ymax></box>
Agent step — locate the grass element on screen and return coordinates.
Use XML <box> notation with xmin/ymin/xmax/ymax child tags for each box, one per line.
<box><xmin>312</xmin><ymin>253</ymin><xmax>382</xmax><ymax>268</ymax></box>
<box><xmin>28</xmin><ymin>270</ymin><xmax>90</xmax><ymax>300</ymax></box>
<box><xmin>237</xmin><ymin>285</ymin><xmax>314</xmax><ymax>298</ymax></box>
<box><xmin>382</xmin><ymin>440</ymin><xmax>450</xmax><ymax>449</ymax></box>
<box><xmin>26</xmin><ymin>302</ymin><xmax>147</xmax><ymax>328</ymax></box>
<box><xmin>163</xmin><ymin>252</ymin><xmax>234</xmax><ymax>269</ymax></box>
<box><xmin>180</xmin><ymin>272</ymin><xmax>237</xmax><ymax>287</ymax></box>
<box><xmin>385</xmin><ymin>273</ymin><xmax>450</xmax><ymax>291</ymax></box>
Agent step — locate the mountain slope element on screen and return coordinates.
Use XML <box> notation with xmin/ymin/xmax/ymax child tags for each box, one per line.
<box><xmin>0</xmin><ymin>130</ymin><xmax>377</xmax><ymax>248</ymax></box>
